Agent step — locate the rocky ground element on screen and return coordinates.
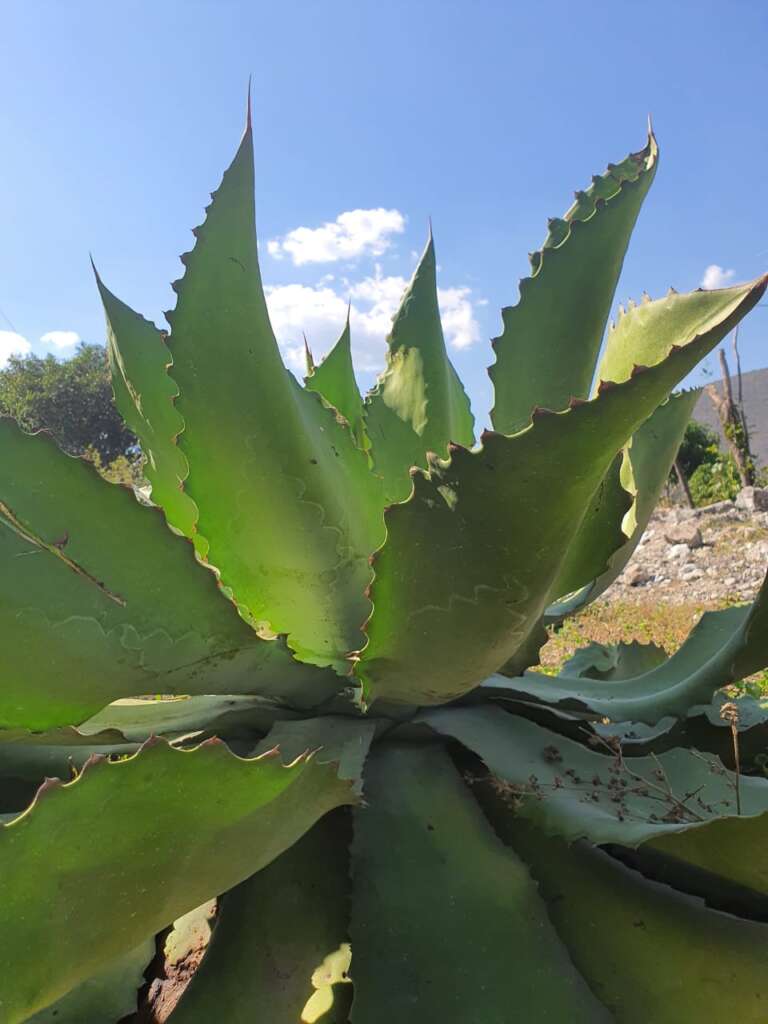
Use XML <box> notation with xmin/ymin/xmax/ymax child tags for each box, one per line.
<box><xmin>605</xmin><ymin>489</ymin><xmax>768</xmax><ymax>606</ymax></box>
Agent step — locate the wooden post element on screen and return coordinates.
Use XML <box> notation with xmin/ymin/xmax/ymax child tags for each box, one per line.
<box><xmin>705</xmin><ymin>340</ymin><xmax>756</xmax><ymax>488</ymax></box>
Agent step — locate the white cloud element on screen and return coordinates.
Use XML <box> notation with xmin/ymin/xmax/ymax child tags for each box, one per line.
<box><xmin>700</xmin><ymin>264</ymin><xmax>735</xmax><ymax>290</ymax></box>
<box><xmin>437</xmin><ymin>286</ymin><xmax>480</xmax><ymax>349</ymax></box>
<box><xmin>40</xmin><ymin>329</ymin><xmax>81</xmax><ymax>351</ymax></box>
<box><xmin>265</xmin><ymin>265</ymin><xmax>480</xmax><ymax>375</ymax></box>
<box><xmin>268</xmin><ymin>208</ymin><xmax>406</xmax><ymax>265</ymax></box>
<box><xmin>265</xmin><ymin>283</ymin><xmax>349</xmax><ymax>371</ymax></box>
<box><xmin>0</xmin><ymin>330</ymin><xmax>31</xmax><ymax>368</ymax></box>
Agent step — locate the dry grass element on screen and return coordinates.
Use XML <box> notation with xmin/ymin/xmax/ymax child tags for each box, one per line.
<box><xmin>539</xmin><ymin>598</ymin><xmax>728</xmax><ymax>672</ymax></box>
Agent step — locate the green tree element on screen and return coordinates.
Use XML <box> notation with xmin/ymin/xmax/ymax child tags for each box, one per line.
<box><xmin>0</xmin><ymin>343</ymin><xmax>135</xmax><ymax>465</ymax></box>
<box><xmin>671</xmin><ymin>420</ymin><xmax>742</xmax><ymax>507</ymax></box>
<box><xmin>674</xmin><ymin>419</ymin><xmax>722</xmax><ymax>479</ymax></box>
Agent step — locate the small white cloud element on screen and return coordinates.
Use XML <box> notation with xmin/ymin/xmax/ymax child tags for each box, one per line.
<box><xmin>0</xmin><ymin>330</ymin><xmax>32</xmax><ymax>368</ymax></box>
<box><xmin>40</xmin><ymin>330</ymin><xmax>81</xmax><ymax>351</ymax></box>
<box><xmin>700</xmin><ymin>264</ymin><xmax>735</xmax><ymax>290</ymax></box>
<box><xmin>268</xmin><ymin>209</ymin><xmax>406</xmax><ymax>266</ymax></box>
<box><xmin>437</xmin><ymin>286</ymin><xmax>480</xmax><ymax>350</ymax></box>
<box><xmin>265</xmin><ymin>283</ymin><xmax>350</xmax><ymax>371</ymax></box>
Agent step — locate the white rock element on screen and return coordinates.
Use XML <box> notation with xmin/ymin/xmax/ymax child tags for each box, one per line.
<box><xmin>736</xmin><ymin>487</ymin><xmax>768</xmax><ymax>512</ymax></box>
<box><xmin>664</xmin><ymin>523</ymin><xmax>703</xmax><ymax>549</ymax></box>
<box><xmin>692</xmin><ymin>500</ymin><xmax>734</xmax><ymax>517</ymax></box>
<box><xmin>666</xmin><ymin>544</ymin><xmax>689</xmax><ymax>561</ymax></box>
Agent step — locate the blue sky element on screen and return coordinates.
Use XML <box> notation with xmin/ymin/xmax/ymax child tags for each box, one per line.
<box><xmin>1</xmin><ymin>0</ymin><xmax>766</xmax><ymax>425</ymax></box>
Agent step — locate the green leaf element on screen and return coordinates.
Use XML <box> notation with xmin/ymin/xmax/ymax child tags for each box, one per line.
<box><xmin>547</xmin><ymin>451</ymin><xmax>631</xmax><ymax>601</ymax></box>
<box><xmin>357</xmin><ymin>273</ymin><xmax>766</xmax><ymax>707</ymax></box>
<box><xmin>0</xmin><ymin>421</ymin><xmax>337</xmax><ymax>730</ymax></box>
<box><xmin>597</xmin><ymin>282</ymin><xmax>763</xmax><ymax>386</ymax></box>
<box><xmin>0</xmin><ymin>737</ymin><xmax>357</xmax><ymax>1023</ymax></box>
<box><xmin>648</xmin><ymin>808</ymin><xmax>768</xmax><ymax>898</ymax></box>
<box><xmin>79</xmin><ymin>695</ymin><xmax>301</xmax><ymax>743</ymax></box>
<box><xmin>494</xmin><ymin>819</ymin><xmax>768</xmax><ymax>1024</ymax></box>
<box><xmin>0</xmin><ymin>729</ymin><xmax>137</xmax><ymax>783</ymax></box>
<box><xmin>26</xmin><ymin>939</ymin><xmax>155</xmax><ymax>1023</ymax></box>
<box><xmin>169</xmin><ymin>812</ymin><xmax>352</xmax><ymax>1023</ymax></box>
<box><xmin>420</xmin><ymin>705</ymin><xmax>768</xmax><ymax>847</ymax></box>
<box><xmin>490</xmin><ymin>130</ymin><xmax>658</xmax><ymax>434</ymax></box>
<box><xmin>592</xmin><ymin>694</ymin><xmax>768</xmax><ymax>774</ymax></box>
<box><xmin>305</xmin><ymin>315</ymin><xmax>369</xmax><ymax>452</ymax></box>
<box><xmin>549</xmin><ymin>390</ymin><xmax>698</xmax><ymax>611</ymax></box>
<box><xmin>562</xmin><ymin>639</ymin><xmax>669</xmax><ymax>680</ymax></box>
<box><xmin>479</xmin><ymin>578</ymin><xmax>768</xmax><ymax>724</ymax></box>
<box><xmin>164</xmin><ymin>117</ymin><xmax>384</xmax><ymax>669</ymax></box>
<box><xmin>95</xmin><ymin>271</ymin><xmax>200</xmax><ymax>546</ymax></box>
<box><xmin>252</xmin><ymin>715</ymin><xmax>378</xmax><ymax>792</ymax></box>
<box><xmin>365</xmin><ymin>234</ymin><xmax>475</xmax><ymax>504</ymax></box>
<box><xmin>348</xmin><ymin>742</ymin><xmax>609</xmax><ymax>1023</ymax></box>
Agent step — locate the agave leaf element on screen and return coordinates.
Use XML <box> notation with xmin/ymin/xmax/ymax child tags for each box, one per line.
<box><xmin>365</xmin><ymin>234</ymin><xmax>475</xmax><ymax>503</ymax></box>
<box><xmin>0</xmin><ymin>738</ymin><xmax>357</xmax><ymax>1023</ymax></box>
<box><xmin>479</xmin><ymin>578</ymin><xmax>768</xmax><ymax>724</ymax></box>
<box><xmin>0</xmin><ymin>732</ymin><xmax>138</xmax><ymax>783</ymax></box>
<box><xmin>96</xmin><ymin>274</ymin><xmax>199</xmax><ymax>546</ymax></box>
<box><xmin>579</xmin><ymin>286</ymin><xmax>765</xmax><ymax>604</ymax></box>
<box><xmin>492</xmin><ymin>818</ymin><xmax>768</xmax><ymax>1023</ymax></box>
<box><xmin>305</xmin><ymin>316</ymin><xmax>369</xmax><ymax>452</ymax></box>
<box><xmin>647</xmin><ymin>813</ymin><xmax>768</xmax><ymax>898</ymax></box>
<box><xmin>78</xmin><ymin>695</ymin><xmax>301</xmax><ymax>743</ymax></box>
<box><xmin>597</xmin><ymin>280</ymin><xmax>761</xmax><ymax>386</ymax></box>
<box><xmin>420</xmin><ymin>705</ymin><xmax>768</xmax><ymax>847</ymax></box>
<box><xmin>251</xmin><ymin>715</ymin><xmax>378</xmax><ymax>790</ymax></box>
<box><xmin>348</xmin><ymin>742</ymin><xmax>609</xmax><ymax>1023</ymax></box>
<box><xmin>603</xmin><ymin>694</ymin><xmax>768</xmax><ymax>771</ymax></box>
<box><xmin>0</xmin><ymin>421</ymin><xmax>338</xmax><ymax>730</ymax></box>
<box><xmin>496</xmin><ymin>618</ymin><xmax>550</xmax><ymax>677</ymax></box>
<box><xmin>549</xmin><ymin>390</ymin><xmax>697</xmax><ymax>610</ymax></box>
<box><xmin>164</xmin><ymin>115</ymin><xmax>383</xmax><ymax>669</ymax></box>
<box><xmin>170</xmin><ymin>813</ymin><xmax>352</xmax><ymax>1023</ymax></box>
<box><xmin>562</xmin><ymin>639</ymin><xmax>669</xmax><ymax>680</ymax></box>
<box><xmin>357</xmin><ymin>273</ymin><xmax>766</xmax><ymax>707</ymax></box>
<box><xmin>547</xmin><ymin>451</ymin><xmax>631</xmax><ymax>601</ymax></box>
<box><xmin>490</xmin><ymin>130</ymin><xmax>658</xmax><ymax>434</ymax></box>
<box><xmin>26</xmin><ymin>939</ymin><xmax>155</xmax><ymax>1024</ymax></box>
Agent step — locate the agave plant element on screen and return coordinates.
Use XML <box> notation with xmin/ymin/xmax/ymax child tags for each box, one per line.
<box><xmin>2</xmin><ymin>102</ymin><xmax>768</xmax><ymax>1024</ymax></box>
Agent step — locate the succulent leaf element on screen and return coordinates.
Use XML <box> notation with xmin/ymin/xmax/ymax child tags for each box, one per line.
<box><xmin>169</xmin><ymin>813</ymin><xmax>352</xmax><ymax>1023</ymax></box>
<box><xmin>649</xmin><ymin>810</ymin><xmax>768</xmax><ymax>898</ymax></box>
<box><xmin>357</xmin><ymin>273</ymin><xmax>766</xmax><ymax>707</ymax></box>
<box><xmin>562</xmin><ymin>639</ymin><xmax>669</xmax><ymax>679</ymax></box>
<box><xmin>0</xmin><ymin>421</ymin><xmax>337</xmax><ymax>729</ymax></box>
<box><xmin>365</xmin><ymin>234</ymin><xmax>475</xmax><ymax>503</ymax></box>
<box><xmin>496</xmin><ymin>819</ymin><xmax>768</xmax><ymax>1023</ymax></box>
<box><xmin>251</xmin><ymin>715</ymin><xmax>378</xmax><ymax>791</ymax></box>
<box><xmin>420</xmin><ymin>705</ymin><xmax>768</xmax><ymax>846</ymax></box>
<box><xmin>0</xmin><ymin>731</ymin><xmax>138</xmax><ymax>784</ymax></box>
<box><xmin>25</xmin><ymin>940</ymin><xmax>155</xmax><ymax>1024</ymax></box>
<box><xmin>96</xmin><ymin>274</ymin><xmax>199</xmax><ymax>545</ymax></box>
<box><xmin>305</xmin><ymin>316</ymin><xmax>369</xmax><ymax>452</ymax></box>
<box><xmin>550</xmin><ymin>390</ymin><xmax>698</xmax><ymax>610</ymax></box>
<box><xmin>348</xmin><ymin>742</ymin><xmax>609</xmax><ymax>1022</ymax></box>
<box><xmin>490</xmin><ymin>131</ymin><xmax>658</xmax><ymax>434</ymax></box>
<box><xmin>164</xmin><ymin>118</ymin><xmax>384</xmax><ymax>668</ymax></box>
<box><xmin>596</xmin><ymin>280</ymin><xmax>763</xmax><ymax>387</ymax></box>
<box><xmin>480</xmin><ymin>577</ymin><xmax>768</xmax><ymax>724</ymax></box>
<box><xmin>548</xmin><ymin>451</ymin><xmax>631</xmax><ymax>601</ymax></box>
<box><xmin>78</xmin><ymin>694</ymin><xmax>302</xmax><ymax>743</ymax></box>
<box><xmin>0</xmin><ymin>738</ymin><xmax>357</xmax><ymax>1022</ymax></box>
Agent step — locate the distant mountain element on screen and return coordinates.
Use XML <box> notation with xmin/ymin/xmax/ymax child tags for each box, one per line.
<box><xmin>692</xmin><ymin>366</ymin><xmax>768</xmax><ymax>467</ymax></box>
